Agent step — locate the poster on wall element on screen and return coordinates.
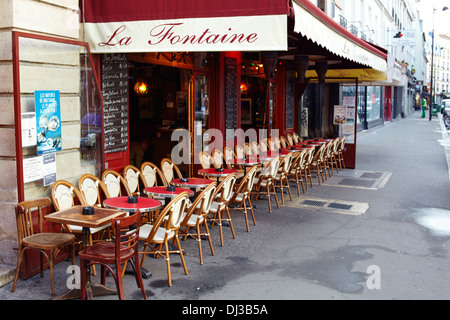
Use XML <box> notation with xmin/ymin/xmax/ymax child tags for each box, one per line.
<box><xmin>21</xmin><ymin>112</ymin><xmax>36</xmax><ymax>147</ymax></box>
<box><xmin>333</xmin><ymin>105</ymin><xmax>347</xmax><ymax>125</ymax></box>
<box><xmin>35</xmin><ymin>90</ymin><xmax>62</xmax><ymax>155</ymax></box>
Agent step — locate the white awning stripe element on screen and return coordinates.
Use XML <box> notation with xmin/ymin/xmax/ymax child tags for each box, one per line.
<box><xmin>293</xmin><ymin>2</ymin><xmax>387</xmax><ymax>72</ymax></box>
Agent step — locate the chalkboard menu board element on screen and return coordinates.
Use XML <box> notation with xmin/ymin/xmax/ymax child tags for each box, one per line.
<box><xmin>102</xmin><ymin>53</ymin><xmax>128</xmax><ymax>154</ymax></box>
<box><xmin>224</xmin><ymin>57</ymin><xmax>237</xmax><ymax>130</ymax></box>
<box><xmin>285</xmin><ymin>71</ymin><xmax>295</xmax><ymax>129</ymax></box>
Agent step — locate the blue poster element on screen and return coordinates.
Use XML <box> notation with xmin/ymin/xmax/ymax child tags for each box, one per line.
<box><xmin>35</xmin><ymin>90</ymin><xmax>62</xmax><ymax>155</ymax></box>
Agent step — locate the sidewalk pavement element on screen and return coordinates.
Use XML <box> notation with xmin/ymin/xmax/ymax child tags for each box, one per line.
<box><xmin>1</xmin><ymin>111</ymin><xmax>450</xmax><ymax>302</ymax></box>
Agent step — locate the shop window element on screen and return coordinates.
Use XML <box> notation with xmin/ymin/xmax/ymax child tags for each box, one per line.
<box><xmin>13</xmin><ymin>32</ymin><xmax>102</xmax><ymax>201</ymax></box>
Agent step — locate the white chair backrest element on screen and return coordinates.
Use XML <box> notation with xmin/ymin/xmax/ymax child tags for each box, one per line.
<box><xmin>235</xmin><ymin>145</ymin><xmax>245</xmax><ymax>159</ymax></box>
<box><xmin>161</xmin><ymin>161</ymin><xmax>174</xmax><ymax>183</ymax></box>
<box><xmin>80</xmin><ymin>177</ymin><xmax>99</xmax><ymax>206</ymax></box>
<box><xmin>199</xmin><ymin>152</ymin><xmax>211</xmax><ymax>169</ymax></box>
<box><xmin>244</xmin><ymin>143</ymin><xmax>253</xmax><ymax>156</ymax></box>
<box><xmin>103</xmin><ymin>173</ymin><xmax>121</xmax><ymax>198</ymax></box>
<box><xmin>259</xmin><ymin>139</ymin><xmax>268</xmax><ymax>152</ymax></box>
<box><xmin>125</xmin><ymin>167</ymin><xmax>140</xmax><ymax>194</ymax></box>
<box><xmin>141</xmin><ymin>164</ymin><xmax>158</xmax><ymax>187</ymax></box>
<box><xmin>224</xmin><ymin>147</ymin><xmax>234</xmax><ymax>163</ymax></box>
<box><xmin>167</xmin><ymin>195</ymin><xmax>188</xmax><ymax>229</ymax></box>
<box><xmin>287</xmin><ymin>135</ymin><xmax>294</xmax><ymax>146</ymax></box>
<box><xmin>273</xmin><ymin>137</ymin><xmax>281</xmax><ymax>149</ymax></box>
<box><xmin>212</xmin><ymin>149</ymin><xmax>223</xmax><ymax>168</ymax></box>
<box><xmin>54</xmin><ymin>184</ymin><xmax>75</xmax><ymax>210</ymax></box>
<box><xmin>199</xmin><ymin>185</ymin><xmax>216</xmax><ymax>214</ymax></box>
<box><xmin>222</xmin><ymin>175</ymin><xmax>237</xmax><ymax>202</ymax></box>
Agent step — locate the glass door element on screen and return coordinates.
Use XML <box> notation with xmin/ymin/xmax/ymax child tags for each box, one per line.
<box><xmin>192</xmin><ymin>74</ymin><xmax>209</xmax><ymax>175</ymax></box>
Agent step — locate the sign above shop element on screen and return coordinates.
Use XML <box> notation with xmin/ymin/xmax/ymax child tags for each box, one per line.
<box><xmin>82</xmin><ymin>0</ymin><xmax>288</xmax><ymax>53</ymax></box>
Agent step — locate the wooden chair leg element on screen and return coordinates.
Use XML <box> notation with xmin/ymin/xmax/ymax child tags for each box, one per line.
<box><xmin>11</xmin><ymin>247</ymin><xmax>23</xmax><ymax>293</ymax></box>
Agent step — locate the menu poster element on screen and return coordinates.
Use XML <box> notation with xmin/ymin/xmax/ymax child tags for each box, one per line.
<box><xmin>333</xmin><ymin>105</ymin><xmax>347</xmax><ymax>125</ymax></box>
<box><xmin>34</xmin><ymin>90</ymin><xmax>62</xmax><ymax>155</ymax></box>
<box><xmin>102</xmin><ymin>53</ymin><xmax>128</xmax><ymax>154</ymax></box>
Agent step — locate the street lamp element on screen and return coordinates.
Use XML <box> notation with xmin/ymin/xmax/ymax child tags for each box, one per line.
<box><xmin>429</xmin><ymin>6</ymin><xmax>449</xmax><ymax>121</ymax></box>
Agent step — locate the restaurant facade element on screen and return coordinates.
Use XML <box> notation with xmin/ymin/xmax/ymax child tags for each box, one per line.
<box><xmin>0</xmin><ymin>0</ymin><xmax>387</xmax><ymax>278</ymax></box>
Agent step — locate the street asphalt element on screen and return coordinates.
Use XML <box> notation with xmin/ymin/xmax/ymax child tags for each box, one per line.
<box><xmin>1</xmin><ymin>110</ymin><xmax>450</xmax><ymax>309</ymax></box>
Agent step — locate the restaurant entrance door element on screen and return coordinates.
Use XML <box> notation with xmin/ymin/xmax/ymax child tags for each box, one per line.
<box><xmin>192</xmin><ymin>73</ymin><xmax>211</xmax><ymax>177</ymax></box>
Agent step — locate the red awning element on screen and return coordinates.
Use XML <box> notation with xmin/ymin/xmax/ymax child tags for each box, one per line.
<box><xmin>81</xmin><ymin>0</ymin><xmax>290</xmax><ymax>53</ymax></box>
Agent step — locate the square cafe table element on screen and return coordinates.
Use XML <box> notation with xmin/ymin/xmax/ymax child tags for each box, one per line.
<box><xmin>44</xmin><ymin>205</ymin><xmax>126</xmax><ymax>300</ymax></box>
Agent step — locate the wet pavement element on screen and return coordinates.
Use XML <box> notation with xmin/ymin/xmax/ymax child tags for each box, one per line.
<box><xmin>1</xmin><ymin>111</ymin><xmax>450</xmax><ymax>305</ymax></box>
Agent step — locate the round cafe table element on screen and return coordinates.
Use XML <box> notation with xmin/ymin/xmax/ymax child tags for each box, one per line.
<box><xmin>143</xmin><ymin>186</ymin><xmax>194</xmax><ymax>205</ymax></box>
<box><xmin>103</xmin><ymin>196</ymin><xmax>162</xmax><ymax>213</ymax></box>
<box><xmin>227</xmin><ymin>158</ymin><xmax>261</xmax><ymax>175</ymax></box>
<box><xmin>198</xmin><ymin>168</ymin><xmax>237</xmax><ymax>184</ymax></box>
<box><xmin>172</xmin><ymin>177</ymin><xmax>215</xmax><ymax>191</ymax></box>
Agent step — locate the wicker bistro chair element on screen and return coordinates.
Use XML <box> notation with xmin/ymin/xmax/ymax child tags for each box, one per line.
<box><xmin>102</xmin><ymin>170</ymin><xmax>132</xmax><ymax>198</ymax></box>
<box><xmin>122</xmin><ymin>165</ymin><xmax>143</xmax><ymax>196</ymax></box>
<box><xmin>160</xmin><ymin>158</ymin><xmax>184</xmax><ymax>185</ymax></box>
<box><xmin>286</xmin><ymin>134</ymin><xmax>294</xmax><ymax>146</ymax></box>
<box><xmin>309</xmin><ymin>143</ymin><xmax>327</xmax><ymax>186</ymax></box>
<box><xmin>250</xmin><ymin>141</ymin><xmax>259</xmax><ymax>155</ymax></box>
<box><xmin>244</xmin><ymin>143</ymin><xmax>253</xmax><ymax>157</ymax></box>
<box><xmin>199</xmin><ymin>151</ymin><xmax>213</xmax><ymax>169</ymax></box>
<box><xmin>235</xmin><ymin>145</ymin><xmax>246</xmax><ymax>160</ymax></box>
<box><xmin>78</xmin><ymin>174</ymin><xmax>111</xmax><ymax>208</ymax></box>
<box><xmin>11</xmin><ymin>198</ymin><xmax>76</xmax><ymax>298</ymax></box>
<box><xmin>208</xmin><ymin>173</ymin><xmax>238</xmax><ymax>246</ymax></box>
<box><xmin>139</xmin><ymin>192</ymin><xmax>190</xmax><ymax>287</ymax></box>
<box><xmin>288</xmin><ymin>148</ymin><xmax>308</xmax><ymax>195</ymax></box>
<box><xmin>251</xmin><ymin>157</ymin><xmax>280</xmax><ymax>213</ymax></box>
<box><xmin>292</xmin><ymin>132</ymin><xmax>301</xmax><ymax>144</ymax></box>
<box><xmin>141</xmin><ymin>161</ymin><xmax>167</xmax><ymax>188</ymax></box>
<box><xmin>303</xmin><ymin>147</ymin><xmax>315</xmax><ymax>190</ymax></box>
<box><xmin>274</xmin><ymin>153</ymin><xmax>294</xmax><ymax>204</ymax></box>
<box><xmin>211</xmin><ymin>148</ymin><xmax>224</xmax><ymax>169</ymax></box>
<box><xmin>230</xmin><ymin>166</ymin><xmax>258</xmax><ymax>232</ymax></box>
<box><xmin>79</xmin><ymin>211</ymin><xmax>147</xmax><ymax>300</ymax></box>
<box><xmin>336</xmin><ymin>135</ymin><xmax>347</xmax><ymax>170</ymax></box>
<box><xmin>280</xmin><ymin>136</ymin><xmax>288</xmax><ymax>148</ymax></box>
<box><xmin>179</xmin><ymin>182</ymin><xmax>216</xmax><ymax>265</ymax></box>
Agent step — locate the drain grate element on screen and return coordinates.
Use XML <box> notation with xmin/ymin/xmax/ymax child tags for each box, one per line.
<box><xmin>302</xmin><ymin>199</ymin><xmax>326</xmax><ymax>207</ymax></box>
<box><xmin>328</xmin><ymin>202</ymin><xmax>353</xmax><ymax>210</ymax></box>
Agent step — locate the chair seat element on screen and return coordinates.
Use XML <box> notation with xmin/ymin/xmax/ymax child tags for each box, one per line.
<box><xmin>181</xmin><ymin>213</ymin><xmax>204</xmax><ymax>227</ymax></box>
<box><xmin>230</xmin><ymin>192</ymin><xmax>245</xmax><ymax>202</ymax></box>
<box><xmin>139</xmin><ymin>223</ymin><xmax>175</xmax><ymax>242</ymax></box>
<box><xmin>209</xmin><ymin>201</ymin><xmax>226</xmax><ymax>213</ymax></box>
<box><xmin>78</xmin><ymin>242</ymin><xmax>134</xmax><ymax>264</ymax></box>
<box><xmin>22</xmin><ymin>233</ymin><xmax>75</xmax><ymax>250</ymax></box>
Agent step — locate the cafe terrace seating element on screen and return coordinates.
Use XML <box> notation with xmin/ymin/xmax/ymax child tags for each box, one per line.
<box><xmin>11</xmin><ymin>198</ymin><xmax>76</xmax><ymax>298</ymax></box>
<box><xmin>78</xmin><ymin>174</ymin><xmax>111</xmax><ymax>208</ymax></box>
<box><xmin>51</xmin><ymin>179</ymin><xmax>110</xmax><ymax>277</ymax></box>
<box><xmin>309</xmin><ymin>143</ymin><xmax>327</xmax><ymax>186</ymax></box>
<box><xmin>179</xmin><ymin>182</ymin><xmax>216</xmax><ymax>265</ymax></box>
<box><xmin>280</xmin><ymin>136</ymin><xmax>288</xmax><ymax>148</ymax></box>
<box><xmin>140</xmin><ymin>161</ymin><xmax>167</xmax><ymax>188</ymax></box>
<box><xmin>122</xmin><ymin>165</ymin><xmax>143</xmax><ymax>196</ymax></box>
<box><xmin>139</xmin><ymin>192</ymin><xmax>190</xmax><ymax>287</ymax></box>
<box><xmin>274</xmin><ymin>153</ymin><xmax>294</xmax><ymax>205</ymax></box>
<box><xmin>243</xmin><ymin>142</ymin><xmax>253</xmax><ymax>156</ymax></box>
<box><xmin>288</xmin><ymin>148</ymin><xmax>308</xmax><ymax>195</ymax></box>
<box><xmin>336</xmin><ymin>135</ymin><xmax>347</xmax><ymax>169</ymax></box>
<box><xmin>208</xmin><ymin>173</ymin><xmax>238</xmax><ymax>246</ymax></box>
<box><xmin>160</xmin><ymin>157</ymin><xmax>184</xmax><ymax>185</ymax></box>
<box><xmin>230</xmin><ymin>166</ymin><xmax>258</xmax><ymax>232</ymax></box>
<box><xmin>79</xmin><ymin>211</ymin><xmax>147</xmax><ymax>300</ymax></box>
<box><xmin>251</xmin><ymin>157</ymin><xmax>280</xmax><ymax>213</ymax></box>
<box><xmin>102</xmin><ymin>169</ymin><xmax>132</xmax><ymax>197</ymax></box>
